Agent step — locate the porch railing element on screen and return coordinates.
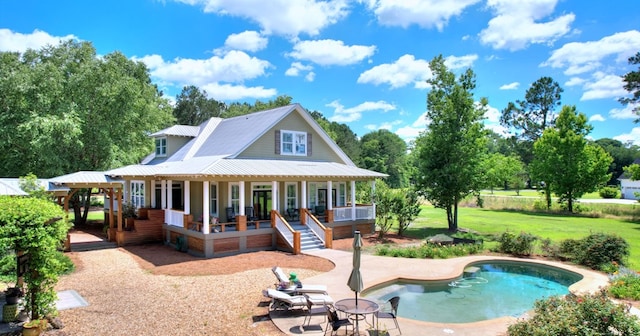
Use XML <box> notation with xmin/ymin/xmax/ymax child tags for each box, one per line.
<box><xmin>165</xmin><ymin>209</ymin><xmax>184</xmax><ymax>227</ymax></box>
<box><xmin>333</xmin><ymin>205</ymin><xmax>375</xmax><ymax>222</ymax></box>
<box><xmin>274</xmin><ymin>211</ymin><xmax>300</xmax><ymax>254</ymax></box>
<box><xmin>303</xmin><ymin>210</ymin><xmax>327</xmax><ymax>246</ymax></box>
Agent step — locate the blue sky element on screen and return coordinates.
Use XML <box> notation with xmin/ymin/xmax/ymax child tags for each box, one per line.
<box><xmin>2</xmin><ymin>0</ymin><xmax>640</xmax><ymax>144</ymax></box>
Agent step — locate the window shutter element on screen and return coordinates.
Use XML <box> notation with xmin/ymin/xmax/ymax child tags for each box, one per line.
<box><xmin>307</xmin><ymin>133</ymin><xmax>312</xmax><ymax>156</ymax></box>
<box><xmin>275</xmin><ymin>130</ymin><xmax>281</xmax><ymax>154</ymax></box>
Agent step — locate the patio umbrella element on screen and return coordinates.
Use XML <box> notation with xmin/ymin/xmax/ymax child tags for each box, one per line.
<box><xmin>347</xmin><ymin>230</ymin><xmax>364</xmax><ymax>307</ymax></box>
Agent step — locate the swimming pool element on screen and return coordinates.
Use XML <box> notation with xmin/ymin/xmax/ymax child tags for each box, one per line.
<box><xmin>362</xmin><ymin>261</ymin><xmax>583</xmax><ymax>323</ymax></box>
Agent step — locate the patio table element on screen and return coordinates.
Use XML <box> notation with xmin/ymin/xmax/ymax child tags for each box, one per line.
<box><xmin>334</xmin><ymin>298</ymin><xmax>380</xmax><ymax>335</ymax></box>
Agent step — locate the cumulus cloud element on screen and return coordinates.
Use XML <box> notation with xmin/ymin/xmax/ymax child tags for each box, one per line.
<box><xmin>361</xmin><ymin>0</ymin><xmax>480</xmax><ymax>31</ymax></box>
<box><xmin>357</xmin><ymin>54</ymin><xmax>432</xmax><ymax>89</ymax></box>
<box><xmin>134</xmin><ymin>51</ymin><xmax>275</xmax><ymax>101</ymax></box>
<box><xmin>565</xmin><ymin>77</ymin><xmax>586</xmax><ymax>87</ymax></box>
<box><xmin>479</xmin><ymin>0</ymin><xmax>576</xmax><ymax>51</ymax></box>
<box><xmin>609</xmin><ymin>104</ymin><xmax>638</xmax><ymax>120</ymax></box>
<box><xmin>580</xmin><ymin>72</ymin><xmax>627</xmax><ymax>101</ymax></box>
<box><xmin>326</xmin><ymin>100</ymin><xmax>396</xmax><ymax>123</ymax></box>
<box><xmin>395</xmin><ymin>111</ymin><xmax>430</xmax><ymax>140</ymax></box>
<box><xmin>444</xmin><ymin>54</ymin><xmax>478</xmax><ymax>69</ymax></box>
<box><xmin>288</xmin><ymin>39</ymin><xmax>376</xmax><ymax>66</ymax></box>
<box><xmin>285</xmin><ymin>62</ymin><xmax>313</xmax><ymax>76</ymax></box>
<box><xmin>500</xmin><ymin>82</ymin><xmax>520</xmax><ymax>90</ymax></box>
<box><xmin>614</xmin><ymin>127</ymin><xmax>640</xmax><ymax>146</ymax></box>
<box><xmin>176</xmin><ymin>0</ymin><xmax>349</xmax><ymax>37</ymax></box>
<box><xmin>0</xmin><ymin>28</ymin><xmax>78</xmax><ymax>52</ymax></box>
<box><xmin>589</xmin><ymin>114</ymin><xmax>605</xmax><ymax>122</ymax></box>
<box><xmin>221</xmin><ymin>30</ymin><xmax>268</xmax><ymax>52</ymax></box>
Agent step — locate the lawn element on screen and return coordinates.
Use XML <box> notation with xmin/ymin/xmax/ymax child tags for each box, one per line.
<box><xmin>481</xmin><ymin>189</ymin><xmax>604</xmax><ymax>199</ymax></box>
<box><xmin>402</xmin><ymin>205</ymin><xmax>640</xmax><ymax>271</ymax></box>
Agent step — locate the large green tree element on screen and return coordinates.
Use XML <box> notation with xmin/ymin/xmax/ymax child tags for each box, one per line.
<box><xmin>0</xmin><ymin>40</ymin><xmax>174</xmax><ymax>223</ymax></box>
<box><xmin>480</xmin><ymin>153</ymin><xmax>526</xmax><ymax>193</ymax></box>
<box><xmin>530</xmin><ymin>106</ymin><xmax>613</xmax><ymax>212</ymax></box>
<box><xmin>620</xmin><ymin>51</ymin><xmax>640</xmax><ymax>119</ymax></box>
<box><xmin>414</xmin><ymin>55</ymin><xmax>488</xmax><ymax>231</ymax></box>
<box><xmin>173</xmin><ymin>85</ymin><xmax>226</xmax><ymax>125</ymax></box>
<box><xmin>360</xmin><ymin>129</ymin><xmax>407</xmax><ymax>188</ymax></box>
<box><xmin>224</xmin><ymin>95</ymin><xmax>292</xmax><ymax>117</ymax></box>
<box><xmin>594</xmin><ymin>138</ymin><xmax>639</xmax><ymax>184</ymax></box>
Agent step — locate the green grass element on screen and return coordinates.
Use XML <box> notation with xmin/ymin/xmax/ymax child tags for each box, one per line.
<box><xmin>481</xmin><ymin>189</ymin><xmax>605</xmax><ymax>199</ymax></box>
<box><xmin>401</xmin><ymin>205</ymin><xmax>640</xmax><ymax>271</ymax></box>
<box><xmin>68</xmin><ymin>210</ymin><xmax>104</xmax><ymax>222</ymax></box>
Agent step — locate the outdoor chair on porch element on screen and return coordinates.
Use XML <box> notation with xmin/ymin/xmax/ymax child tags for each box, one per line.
<box><xmin>314</xmin><ymin>205</ymin><xmax>325</xmax><ymax>218</ymax></box>
<box><xmin>286</xmin><ymin>208</ymin><xmax>299</xmax><ymax>221</ymax></box>
<box><xmin>245</xmin><ymin>206</ymin><xmax>258</xmax><ymax>222</ymax></box>
<box><xmin>225</xmin><ymin>207</ymin><xmax>236</xmax><ymax>223</ymax></box>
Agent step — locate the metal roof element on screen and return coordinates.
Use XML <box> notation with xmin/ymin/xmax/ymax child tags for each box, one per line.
<box><xmin>0</xmin><ymin>180</ymin><xmax>28</xmax><ymax>196</ymax></box>
<box><xmin>49</xmin><ymin>171</ymin><xmax>123</xmax><ymax>186</ymax></box>
<box><xmin>150</xmin><ymin>125</ymin><xmax>200</xmax><ymax>137</ymax></box>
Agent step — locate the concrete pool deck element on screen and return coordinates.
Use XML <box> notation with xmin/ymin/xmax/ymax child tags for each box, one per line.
<box><xmin>270</xmin><ymin>249</ymin><xmax>610</xmax><ymax>335</ymax></box>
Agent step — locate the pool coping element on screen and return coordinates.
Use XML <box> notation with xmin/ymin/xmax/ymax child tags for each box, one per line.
<box><xmin>273</xmin><ymin>250</ymin><xmax>609</xmax><ymax>336</ymax></box>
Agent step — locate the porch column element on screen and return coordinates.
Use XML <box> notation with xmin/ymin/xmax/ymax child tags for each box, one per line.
<box><xmin>239</xmin><ymin>181</ymin><xmax>245</xmax><ymax>215</ymax></box>
<box><xmin>272</xmin><ymin>181</ymin><xmax>278</xmax><ymax>211</ymax></box>
<box><xmin>161</xmin><ymin>180</ymin><xmax>167</xmax><ymax>209</ymax></box>
<box><xmin>202</xmin><ymin>181</ymin><xmax>210</xmax><ymax>234</ymax></box>
<box><xmin>116</xmin><ymin>188</ymin><xmax>123</xmax><ymax>232</ymax></box>
<box><xmin>184</xmin><ymin>181</ymin><xmax>191</xmax><ymax>215</ymax></box>
<box><xmin>371</xmin><ymin>180</ymin><xmax>376</xmax><ymax>217</ymax></box>
<box><xmin>301</xmin><ymin>181</ymin><xmax>307</xmax><ymax>209</ymax></box>
<box><xmin>327</xmin><ymin>181</ymin><xmax>333</xmax><ymax>210</ymax></box>
<box><xmin>167</xmin><ymin>179</ymin><xmax>173</xmax><ymax>209</ymax></box>
<box><xmin>351</xmin><ymin>180</ymin><xmax>356</xmax><ymax>220</ymax></box>
<box><xmin>151</xmin><ymin>180</ymin><xmax>156</xmax><ymax>208</ymax></box>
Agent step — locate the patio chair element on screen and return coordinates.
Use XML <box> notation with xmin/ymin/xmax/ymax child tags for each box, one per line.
<box><xmin>314</xmin><ymin>205</ymin><xmax>325</xmax><ymax>217</ymax></box>
<box><xmin>225</xmin><ymin>207</ymin><xmax>236</xmax><ymax>223</ymax></box>
<box><xmin>286</xmin><ymin>208</ymin><xmax>299</xmax><ymax>221</ymax></box>
<box><xmin>263</xmin><ymin>288</ymin><xmax>333</xmax><ymax>311</ymax></box>
<box><xmin>272</xmin><ymin>266</ymin><xmax>328</xmax><ymax>294</ymax></box>
<box><xmin>302</xmin><ymin>294</ymin><xmax>329</xmax><ymax>329</ymax></box>
<box><xmin>245</xmin><ymin>206</ymin><xmax>258</xmax><ymax>222</ymax></box>
<box><xmin>375</xmin><ymin>296</ymin><xmax>401</xmax><ymax>334</ymax></box>
<box><xmin>326</xmin><ymin>305</ymin><xmax>352</xmax><ymax>335</ymax></box>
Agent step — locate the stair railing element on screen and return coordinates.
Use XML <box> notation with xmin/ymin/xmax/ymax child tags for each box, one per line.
<box><xmin>272</xmin><ymin>210</ymin><xmax>301</xmax><ymax>254</ymax></box>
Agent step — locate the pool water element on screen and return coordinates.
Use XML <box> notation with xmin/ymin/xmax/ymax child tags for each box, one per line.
<box><xmin>362</xmin><ymin>261</ymin><xmax>583</xmax><ymax>323</ymax></box>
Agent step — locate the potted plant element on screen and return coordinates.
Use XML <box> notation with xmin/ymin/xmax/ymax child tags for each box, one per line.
<box><xmin>22</xmin><ymin>318</ymin><xmax>47</xmax><ymax>336</ymax></box>
<box><xmin>4</xmin><ymin>286</ymin><xmax>23</xmax><ymax>305</ymax></box>
<box><xmin>121</xmin><ymin>202</ymin><xmax>137</xmax><ymax>230</ymax></box>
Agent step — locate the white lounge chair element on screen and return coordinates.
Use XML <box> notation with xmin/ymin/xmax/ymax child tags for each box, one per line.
<box><xmin>263</xmin><ymin>288</ymin><xmax>334</xmax><ymax>311</ymax></box>
<box><xmin>272</xmin><ymin>266</ymin><xmax>328</xmax><ymax>294</ymax></box>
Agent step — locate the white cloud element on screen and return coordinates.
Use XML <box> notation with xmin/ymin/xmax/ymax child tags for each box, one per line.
<box><xmin>395</xmin><ymin>111</ymin><xmax>430</xmax><ymax>140</ymax></box>
<box><xmin>326</xmin><ymin>100</ymin><xmax>396</xmax><ymax>123</ymax></box>
<box><xmin>358</xmin><ymin>54</ymin><xmax>431</xmax><ymax>89</ymax></box>
<box><xmin>222</xmin><ymin>30</ymin><xmax>268</xmax><ymax>52</ymax></box>
<box><xmin>614</xmin><ymin>127</ymin><xmax>640</xmax><ymax>146</ymax></box>
<box><xmin>179</xmin><ymin>0</ymin><xmax>349</xmax><ymax>37</ymax></box>
<box><xmin>288</xmin><ymin>39</ymin><xmax>376</xmax><ymax>66</ymax></box>
<box><xmin>481</xmin><ymin>102</ymin><xmax>510</xmax><ymax>136</ymax></box>
<box><xmin>444</xmin><ymin>54</ymin><xmax>478</xmax><ymax>69</ymax></box>
<box><xmin>500</xmin><ymin>82</ymin><xmax>520</xmax><ymax>90</ymax></box>
<box><xmin>543</xmin><ymin>30</ymin><xmax>640</xmax><ymax>75</ymax></box>
<box><xmin>0</xmin><ymin>29</ymin><xmax>78</xmax><ymax>52</ymax></box>
<box><xmin>580</xmin><ymin>72</ymin><xmax>627</xmax><ymax>101</ymax></box>
<box><xmin>305</xmin><ymin>72</ymin><xmax>316</xmax><ymax>82</ymax></box>
<box><xmin>609</xmin><ymin>104</ymin><xmax>638</xmax><ymax>120</ymax></box>
<box><xmin>565</xmin><ymin>77</ymin><xmax>585</xmax><ymax>87</ymax></box>
<box><xmin>479</xmin><ymin>0</ymin><xmax>576</xmax><ymax>51</ymax></box>
<box><xmin>285</xmin><ymin>62</ymin><xmax>313</xmax><ymax>76</ymax></box>
<box><xmin>589</xmin><ymin>114</ymin><xmax>605</xmax><ymax>122</ymax></box>
<box><xmin>361</xmin><ymin>0</ymin><xmax>481</xmax><ymax>31</ymax></box>
<box><xmin>200</xmin><ymin>82</ymin><xmax>277</xmax><ymax>100</ymax></box>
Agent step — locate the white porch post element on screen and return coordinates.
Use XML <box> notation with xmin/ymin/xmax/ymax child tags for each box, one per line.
<box><xmin>184</xmin><ymin>180</ymin><xmax>191</xmax><ymax>215</ymax></box>
<box><xmin>167</xmin><ymin>179</ymin><xmax>173</xmax><ymax>209</ymax></box>
<box><xmin>371</xmin><ymin>180</ymin><xmax>376</xmax><ymax>217</ymax></box>
<box><xmin>272</xmin><ymin>181</ymin><xmax>278</xmax><ymax>211</ymax></box>
<box><xmin>327</xmin><ymin>180</ymin><xmax>333</xmax><ymax>210</ymax></box>
<box><xmin>239</xmin><ymin>181</ymin><xmax>245</xmax><ymax>215</ymax></box>
<box><xmin>301</xmin><ymin>181</ymin><xmax>307</xmax><ymax>210</ymax></box>
<box><xmin>161</xmin><ymin>180</ymin><xmax>167</xmax><ymax>209</ymax></box>
<box><xmin>151</xmin><ymin>180</ymin><xmax>156</xmax><ymax>208</ymax></box>
<box><xmin>202</xmin><ymin>181</ymin><xmax>210</xmax><ymax>234</ymax></box>
<box><xmin>351</xmin><ymin>180</ymin><xmax>356</xmax><ymax>220</ymax></box>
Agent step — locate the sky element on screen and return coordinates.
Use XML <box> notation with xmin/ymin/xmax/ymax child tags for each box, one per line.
<box><xmin>1</xmin><ymin>0</ymin><xmax>640</xmax><ymax>145</ymax></box>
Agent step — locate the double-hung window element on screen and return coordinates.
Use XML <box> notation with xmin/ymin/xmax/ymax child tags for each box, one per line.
<box><xmin>281</xmin><ymin>130</ymin><xmax>306</xmax><ymax>156</ymax></box>
<box><xmin>155</xmin><ymin>137</ymin><xmax>167</xmax><ymax>157</ymax></box>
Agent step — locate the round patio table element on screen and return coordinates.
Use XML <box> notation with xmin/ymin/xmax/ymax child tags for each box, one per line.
<box><xmin>334</xmin><ymin>298</ymin><xmax>380</xmax><ymax>335</ymax></box>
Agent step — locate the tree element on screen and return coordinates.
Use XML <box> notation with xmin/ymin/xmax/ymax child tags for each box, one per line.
<box><xmin>394</xmin><ymin>187</ymin><xmax>422</xmax><ymax>236</ymax></box>
<box><xmin>371</xmin><ymin>179</ymin><xmax>397</xmax><ymax>239</ymax></box>
<box><xmin>500</xmin><ymin>77</ymin><xmax>563</xmax><ymax>166</ymax></box>
<box><xmin>360</xmin><ymin>129</ymin><xmax>407</xmax><ymax>188</ymax></box>
<box><xmin>414</xmin><ymin>55</ymin><xmax>488</xmax><ymax>231</ymax></box>
<box><xmin>173</xmin><ymin>85</ymin><xmax>226</xmax><ymax>125</ymax></box>
<box><xmin>309</xmin><ymin>111</ymin><xmax>362</xmax><ymax>165</ymax></box>
<box><xmin>595</xmin><ymin>138</ymin><xmax>639</xmax><ymax>184</ymax></box>
<box><xmin>0</xmin><ymin>196</ymin><xmax>69</xmax><ymax>319</ymax></box>
<box><xmin>0</xmin><ymin>41</ymin><xmax>174</xmax><ymax>225</ymax></box>
<box><xmin>619</xmin><ymin>51</ymin><xmax>640</xmax><ymax>119</ymax></box>
<box><xmin>480</xmin><ymin>153</ymin><xmax>525</xmax><ymax>193</ymax></box>
<box><xmin>530</xmin><ymin>106</ymin><xmax>613</xmax><ymax>212</ymax></box>
<box><xmin>224</xmin><ymin>95</ymin><xmax>292</xmax><ymax>117</ymax></box>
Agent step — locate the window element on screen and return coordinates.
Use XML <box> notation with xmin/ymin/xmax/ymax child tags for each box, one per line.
<box><xmin>229</xmin><ymin>183</ymin><xmax>240</xmax><ymax>213</ymax></box>
<box><xmin>281</xmin><ymin>130</ymin><xmax>306</xmax><ymax>156</ymax></box>
<box><xmin>130</xmin><ymin>181</ymin><xmax>145</xmax><ymax>209</ymax></box>
<box><xmin>210</xmin><ymin>183</ymin><xmax>218</xmax><ymax>216</ymax></box>
<box><xmin>285</xmin><ymin>183</ymin><xmax>297</xmax><ymax>210</ymax></box>
<box><xmin>338</xmin><ymin>183</ymin><xmax>346</xmax><ymax>206</ymax></box>
<box><xmin>155</xmin><ymin>137</ymin><xmax>167</xmax><ymax>157</ymax></box>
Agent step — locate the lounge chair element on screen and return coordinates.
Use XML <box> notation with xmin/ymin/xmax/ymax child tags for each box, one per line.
<box><xmin>272</xmin><ymin>266</ymin><xmax>328</xmax><ymax>294</ymax></box>
<box><xmin>263</xmin><ymin>288</ymin><xmax>333</xmax><ymax>311</ymax></box>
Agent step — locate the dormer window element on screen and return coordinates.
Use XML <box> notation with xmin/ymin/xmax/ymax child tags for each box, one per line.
<box><xmin>155</xmin><ymin>137</ymin><xmax>167</xmax><ymax>157</ymax></box>
<box><xmin>281</xmin><ymin>130</ymin><xmax>307</xmax><ymax>156</ymax></box>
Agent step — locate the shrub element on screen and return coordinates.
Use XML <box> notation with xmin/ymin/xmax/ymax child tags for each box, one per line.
<box><xmin>508</xmin><ymin>290</ymin><xmax>640</xmax><ymax>336</ymax></box>
<box><xmin>599</xmin><ymin>186</ymin><xmax>620</xmax><ymax>199</ymax></box>
<box><xmin>575</xmin><ymin>233</ymin><xmax>629</xmax><ymax>270</ymax></box>
<box><xmin>498</xmin><ymin>231</ymin><xmax>538</xmax><ymax>256</ymax></box>
<box><xmin>609</xmin><ymin>269</ymin><xmax>640</xmax><ymax>301</ymax></box>
<box><xmin>374</xmin><ymin>242</ymin><xmax>483</xmax><ymax>259</ymax></box>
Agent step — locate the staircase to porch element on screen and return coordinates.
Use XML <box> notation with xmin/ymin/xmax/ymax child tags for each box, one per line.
<box><xmin>290</xmin><ymin>223</ymin><xmax>325</xmax><ymax>251</ymax></box>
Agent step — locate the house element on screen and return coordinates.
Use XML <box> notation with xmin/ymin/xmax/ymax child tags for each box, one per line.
<box><xmin>51</xmin><ymin>104</ymin><xmax>386</xmax><ymax>257</ymax></box>
<box><xmin>618</xmin><ymin>159</ymin><xmax>640</xmax><ymax>199</ymax></box>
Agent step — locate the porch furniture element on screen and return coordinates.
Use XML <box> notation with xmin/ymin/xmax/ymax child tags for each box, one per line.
<box><xmin>272</xmin><ymin>266</ymin><xmax>328</xmax><ymax>294</ymax></box>
<box><xmin>326</xmin><ymin>305</ymin><xmax>353</xmax><ymax>335</ymax></box>
<box><xmin>314</xmin><ymin>205</ymin><xmax>325</xmax><ymax>217</ymax></box>
<box><xmin>302</xmin><ymin>294</ymin><xmax>329</xmax><ymax>329</ymax></box>
<box><xmin>286</xmin><ymin>208</ymin><xmax>299</xmax><ymax>221</ymax></box>
<box><xmin>263</xmin><ymin>288</ymin><xmax>333</xmax><ymax>311</ymax></box>
<box><xmin>334</xmin><ymin>298</ymin><xmax>380</xmax><ymax>334</ymax></box>
<box><xmin>375</xmin><ymin>296</ymin><xmax>401</xmax><ymax>334</ymax></box>
<box><xmin>225</xmin><ymin>207</ymin><xmax>236</xmax><ymax>222</ymax></box>
<box><xmin>245</xmin><ymin>206</ymin><xmax>258</xmax><ymax>222</ymax></box>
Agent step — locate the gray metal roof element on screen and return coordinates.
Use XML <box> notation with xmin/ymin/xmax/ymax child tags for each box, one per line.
<box><xmin>150</xmin><ymin>125</ymin><xmax>200</xmax><ymax>137</ymax></box>
<box><xmin>49</xmin><ymin>171</ymin><xmax>123</xmax><ymax>186</ymax></box>
<box><xmin>0</xmin><ymin>180</ymin><xmax>28</xmax><ymax>196</ymax></box>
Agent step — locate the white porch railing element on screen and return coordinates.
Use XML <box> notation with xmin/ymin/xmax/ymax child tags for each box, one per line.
<box><xmin>165</xmin><ymin>209</ymin><xmax>184</xmax><ymax>227</ymax></box>
<box><xmin>275</xmin><ymin>216</ymin><xmax>294</xmax><ymax>246</ymax></box>
<box><xmin>333</xmin><ymin>205</ymin><xmax>375</xmax><ymax>222</ymax></box>
<box><xmin>304</xmin><ymin>212</ymin><xmax>326</xmax><ymax>246</ymax></box>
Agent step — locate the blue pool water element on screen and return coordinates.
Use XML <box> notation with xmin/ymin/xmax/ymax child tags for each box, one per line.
<box><xmin>362</xmin><ymin>261</ymin><xmax>583</xmax><ymax>323</ymax></box>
